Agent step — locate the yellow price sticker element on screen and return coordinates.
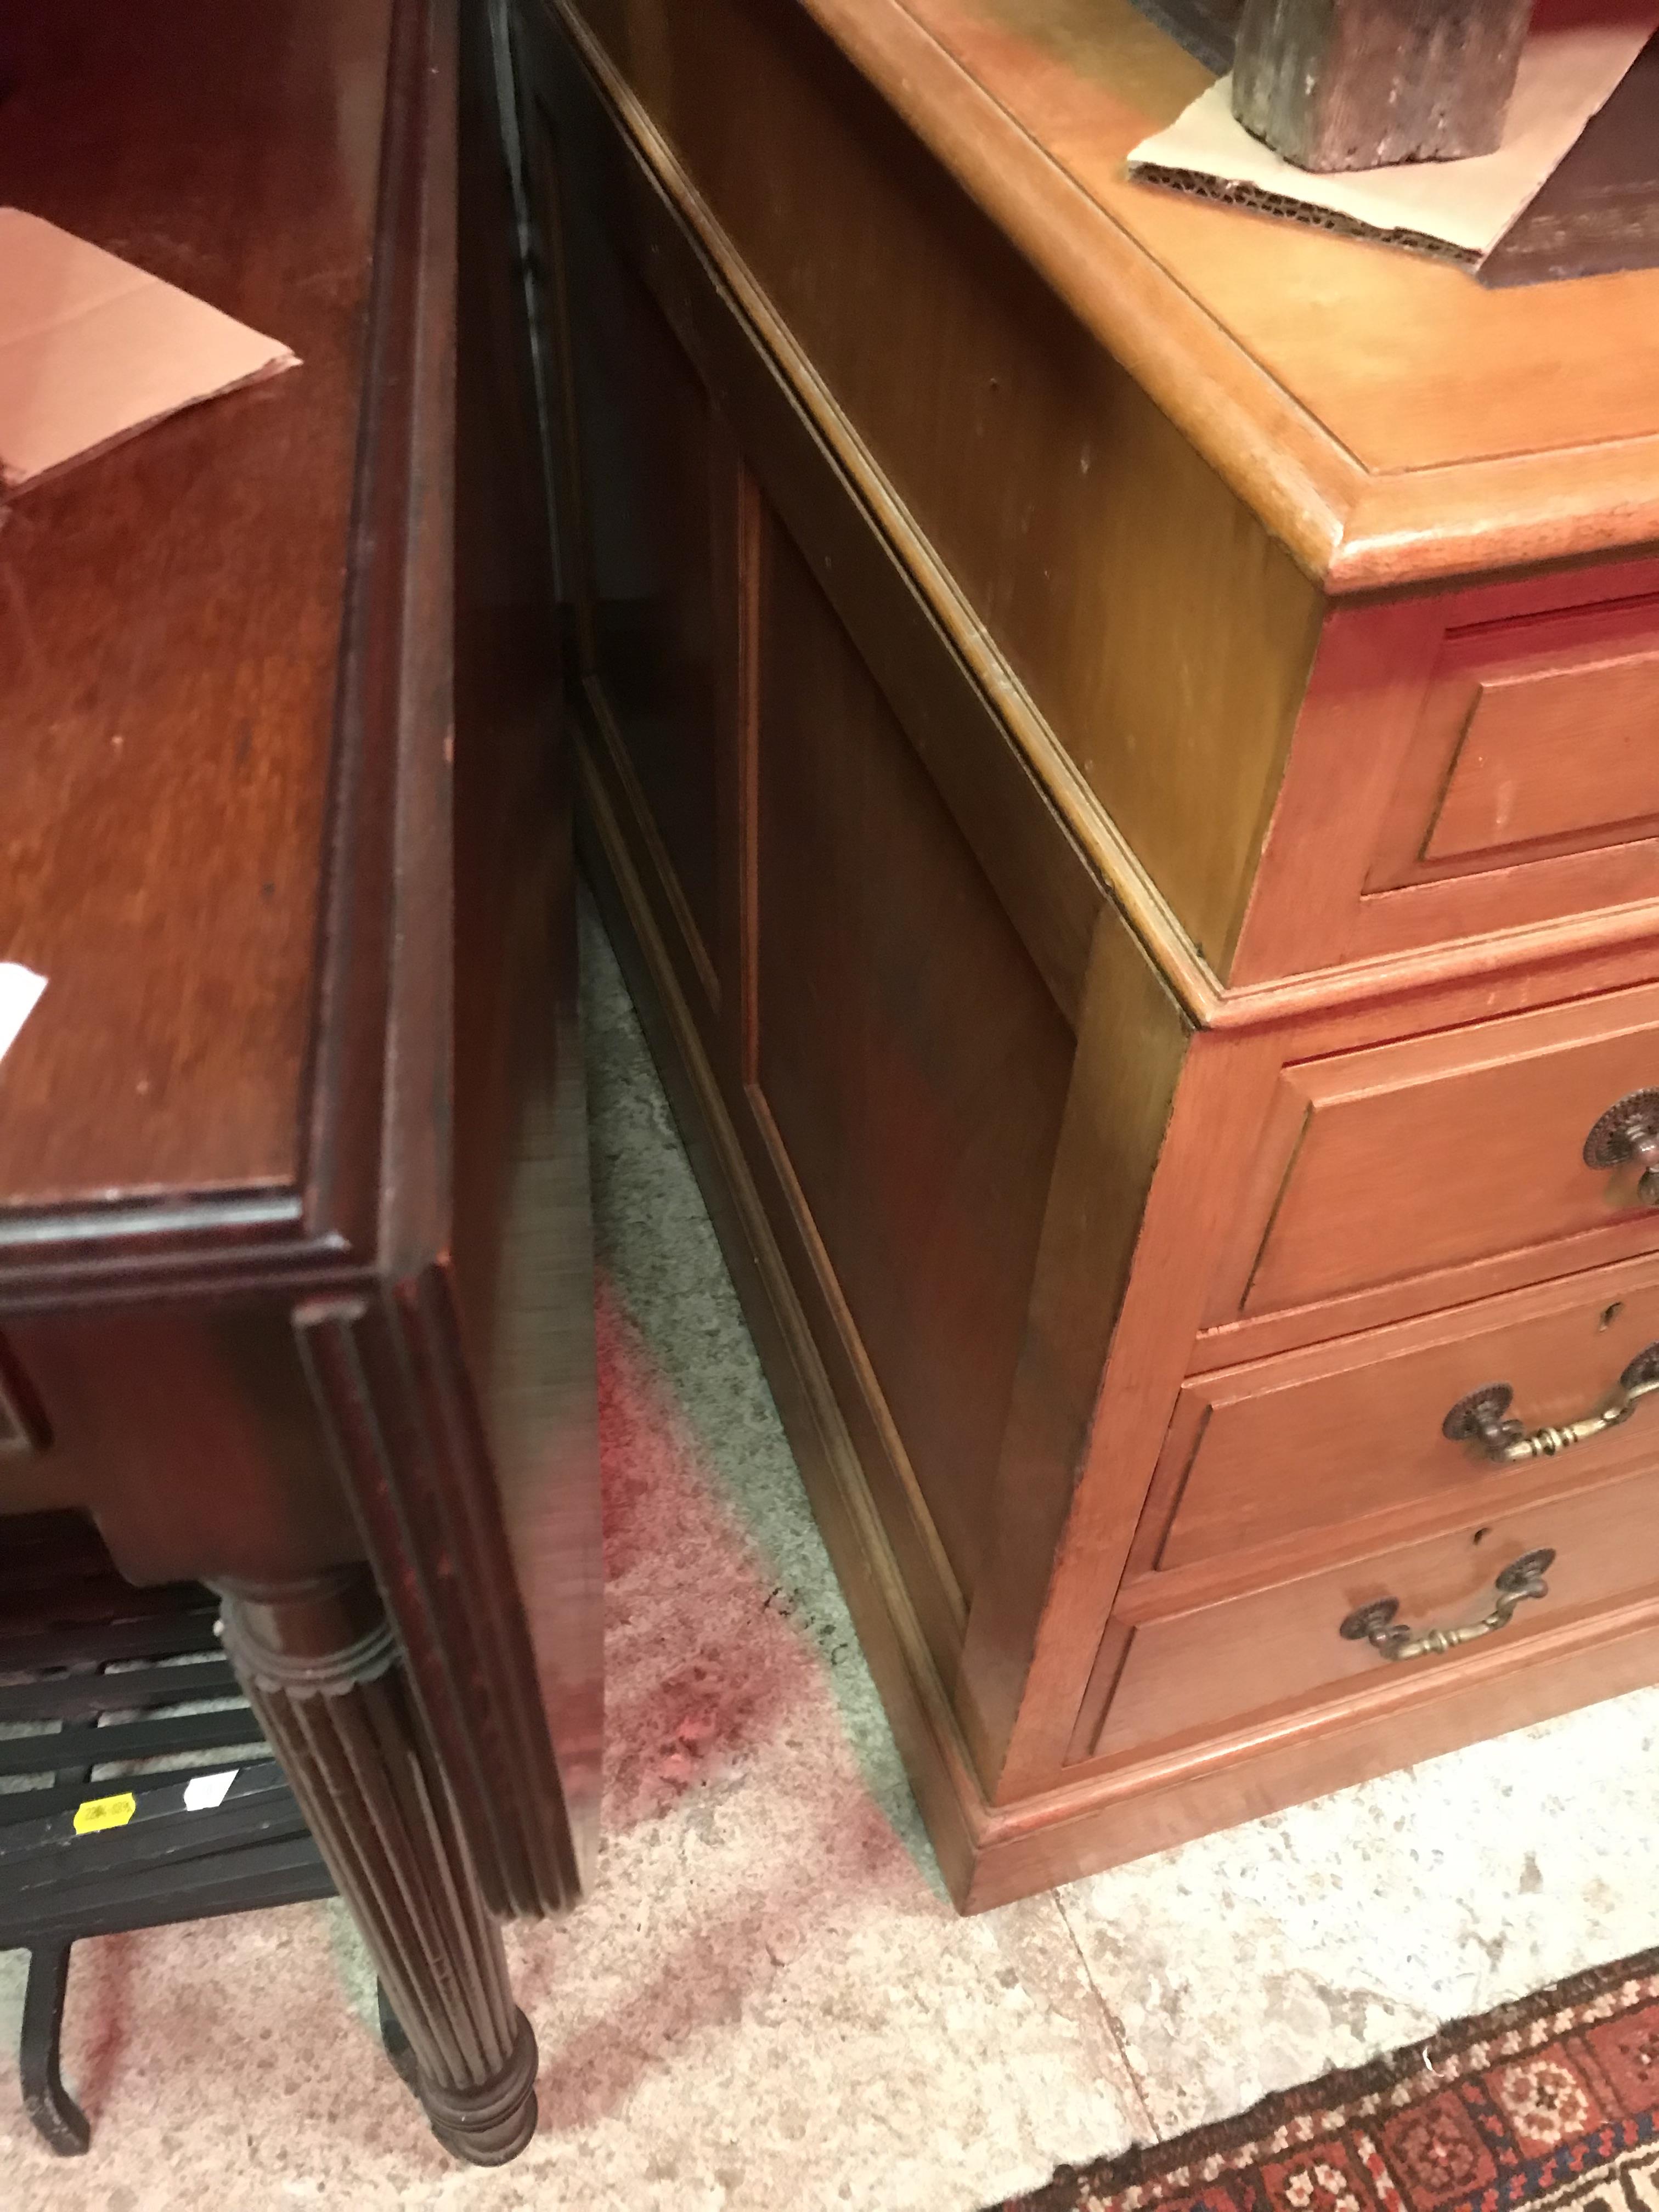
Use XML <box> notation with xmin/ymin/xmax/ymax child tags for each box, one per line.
<box><xmin>72</xmin><ymin>1792</ymin><xmax>137</xmax><ymax>1836</ymax></box>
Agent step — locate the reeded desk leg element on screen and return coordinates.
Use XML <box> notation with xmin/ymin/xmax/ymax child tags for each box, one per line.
<box><xmin>216</xmin><ymin>1567</ymin><xmax>538</xmax><ymax>2165</ymax></box>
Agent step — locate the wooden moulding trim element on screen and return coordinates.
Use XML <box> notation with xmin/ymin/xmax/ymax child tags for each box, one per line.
<box><xmin>1000</xmin><ymin>1587</ymin><xmax>1659</xmax><ymax>1839</ymax></box>
<box><xmin>793</xmin><ymin>0</ymin><xmax>1353</xmax><ymax>584</ymax></box>
<box><xmin>575</xmin><ymin>732</ymin><xmax>997</xmax><ymax>1905</ymax></box>
<box><xmin>1210</xmin><ymin>891</ymin><xmax>1659</xmax><ymax>1033</ymax></box>
<box><xmin>545</xmin><ymin>0</ymin><xmax>1224</xmax><ymax>1030</ymax></box>
<box><xmin>797</xmin><ymin>0</ymin><xmax>1659</xmax><ymax>594</ymax></box>
<box><xmin>301</xmin><ymin>0</ymin><xmax>445</xmax><ymax>1261</ymax></box>
<box><xmin>549</xmin><ymin>3</ymin><xmax>1659</xmax><ymax>1038</ymax></box>
<box><xmin>1330</xmin><ymin>447</ymin><xmax>1659</xmax><ymax>597</ymax></box>
<box><xmin>578</xmin><ymin>720</ymin><xmax>1659</xmax><ymax>1906</ymax></box>
<box><xmin>294</xmin><ymin>1279</ymin><xmax>584</xmax><ymax>1922</ymax></box>
<box><xmin>960</xmin><ymin>1596</ymin><xmax>1659</xmax><ymax>1907</ymax></box>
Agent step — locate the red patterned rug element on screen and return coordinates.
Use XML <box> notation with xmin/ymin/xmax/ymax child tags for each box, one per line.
<box><xmin>993</xmin><ymin>1951</ymin><xmax>1659</xmax><ymax>2212</ymax></box>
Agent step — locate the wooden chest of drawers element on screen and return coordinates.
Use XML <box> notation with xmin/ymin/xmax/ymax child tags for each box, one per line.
<box><xmin>510</xmin><ymin>0</ymin><xmax>1659</xmax><ymax>1904</ymax></box>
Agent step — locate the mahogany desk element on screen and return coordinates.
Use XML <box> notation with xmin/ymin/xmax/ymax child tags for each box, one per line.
<box><xmin>1</xmin><ymin>0</ymin><xmax>600</xmax><ymax>2163</ymax></box>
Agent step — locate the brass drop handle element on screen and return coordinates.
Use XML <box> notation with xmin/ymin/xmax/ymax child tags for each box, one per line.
<box><xmin>1584</xmin><ymin>1089</ymin><xmax>1659</xmax><ymax>1205</ymax></box>
<box><xmin>1341</xmin><ymin>1548</ymin><xmax>1555</xmax><ymax>1663</ymax></box>
<box><xmin>1441</xmin><ymin>1342</ymin><xmax>1659</xmax><ymax>1464</ymax></box>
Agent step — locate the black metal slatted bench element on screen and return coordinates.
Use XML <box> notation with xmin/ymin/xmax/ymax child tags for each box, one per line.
<box><xmin>1</xmin><ymin>1516</ymin><xmax>336</xmax><ymax>2154</ymax></box>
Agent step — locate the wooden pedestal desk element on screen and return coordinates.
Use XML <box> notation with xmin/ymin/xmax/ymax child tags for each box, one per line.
<box><xmin>514</xmin><ymin>0</ymin><xmax>1659</xmax><ymax>1908</ymax></box>
<box><xmin>2</xmin><ymin>0</ymin><xmax>600</xmax><ymax>2160</ymax></box>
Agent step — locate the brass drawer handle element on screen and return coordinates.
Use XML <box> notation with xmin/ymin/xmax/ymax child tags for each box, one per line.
<box><xmin>1341</xmin><ymin>1548</ymin><xmax>1555</xmax><ymax>1662</ymax></box>
<box><xmin>1584</xmin><ymin>1089</ymin><xmax>1659</xmax><ymax>1204</ymax></box>
<box><xmin>1441</xmin><ymin>1342</ymin><xmax>1659</xmax><ymax>1464</ymax></box>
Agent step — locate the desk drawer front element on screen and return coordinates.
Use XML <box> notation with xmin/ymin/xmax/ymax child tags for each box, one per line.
<box><xmin>1370</xmin><ymin>597</ymin><xmax>1659</xmax><ymax>887</ymax></box>
<box><xmin>1231</xmin><ymin>571</ymin><xmax>1659</xmax><ymax>987</ymax></box>
<box><xmin>1221</xmin><ymin>983</ymin><xmax>1659</xmax><ymax>1322</ymax></box>
<box><xmin>1094</xmin><ymin>1461</ymin><xmax>1659</xmax><ymax>1763</ymax></box>
<box><xmin>1163</xmin><ymin>1269</ymin><xmax>1659</xmax><ymax>1572</ymax></box>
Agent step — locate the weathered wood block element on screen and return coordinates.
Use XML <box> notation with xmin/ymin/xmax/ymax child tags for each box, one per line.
<box><xmin>1232</xmin><ymin>0</ymin><xmax>1535</xmax><ymax>173</ymax></box>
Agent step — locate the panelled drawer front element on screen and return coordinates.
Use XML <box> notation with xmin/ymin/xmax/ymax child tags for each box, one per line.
<box><xmin>1163</xmin><ymin>1271</ymin><xmax>1659</xmax><ymax>1572</ymax></box>
<box><xmin>1096</xmin><ymin>1463</ymin><xmax>1659</xmax><ymax>1762</ymax></box>
<box><xmin>1215</xmin><ymin>981</ymin><xmax>1659</xmax><ymax>1323</ymax></box>
<box><xmin>1369</xmin><ymin>595</ymin><xmax>1659</xmax><ymax>889</ymax></box>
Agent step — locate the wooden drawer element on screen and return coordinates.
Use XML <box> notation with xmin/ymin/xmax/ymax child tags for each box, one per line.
<box><xmin>1368</xmin><ymin>594</ymin><xmax>1659</xmax><ymax>889</ymax></box>
<box><xmin>1210</xmin><ymin>980</ymin><xmax>1659</xmax><ymax>1324</ymax></box>
<box><xmin>1093</xmin><ymin>1459</ymin><xmax>1659</xmax><ymax>1763</ymax></box>
<box><xmin>1161</xmin><ymin>1265</ymin><xmax>1659</xmax><ymax>1573</ymax></box>
<box><xmin>1232</xmin><ymin>572</ymin><xmax>1659</xmax><ymax>986</ymax></box>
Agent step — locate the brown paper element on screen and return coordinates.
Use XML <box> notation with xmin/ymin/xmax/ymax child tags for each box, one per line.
<box><xmin>1127</xmin><ymin>4</ymin><xmax>1659</xmax><ymax>259</ymax></box>
<box><xmin>0</xmin><ymin>208</ymin><xmax>297</xmax><ymax>492</ymax></box>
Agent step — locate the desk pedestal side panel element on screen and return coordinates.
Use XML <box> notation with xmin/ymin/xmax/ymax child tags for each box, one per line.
<box><xmin>518</xmin><ymin>0</ymin><xmax>1659</xmax><ymax>1908</ymax></box>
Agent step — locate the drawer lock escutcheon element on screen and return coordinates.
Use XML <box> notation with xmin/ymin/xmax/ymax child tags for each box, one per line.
<box><xmin>1340</xmin><ymin>1549</ymin><xmax>1555</xmax><ymax>1663</ymax></box>
<box><xmin>1584</xmin><ymin>1088</ymin><xmax>1659</xmax><ymax>1204</ymax></box>
<box><xmin>1441</xmin><ymin>1342</ymin><xmax>1659</xmax><ymax>1464</ymax></box>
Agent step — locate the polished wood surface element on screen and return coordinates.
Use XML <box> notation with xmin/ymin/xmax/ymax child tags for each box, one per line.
<box><xmin>755</xmin><ymin>521</ymin><xmax>1074</xmax><ymax>1607</ymax></box>
<box><xmin>562</xmin><ymin>0</ymin><xmax>1659</xmax><ymax>587</ymax></box>
<box><xmin>2</xmin><ymin>0</ymin><xmax>388</xmax><ymax>1211</ymax></box>
<box><xmin>1098</xmin><ymin>1459</ymin><xmax>1659</xmax><ymax>1760</ymax></box>
<box><xmin>1</xmin><ymin>0</ymin><xmax>600</xmax><ymax>2152</ymax></box>
<box><xmin>1216</xmin><ymin>983</ymin><xmax>1659</xmax><ymax>1322</ymax></box>
<box><xmin>865</xmin><ymin>0</ymin><xmax>1659</xmax><ymax>577</ymax></box>
<box><xmin>526</xmin><ymin>0</ymin><xmax>1659</xmax><ymax>1909</ymax></box>
<box><xmin>1154</xmin><ymin>1267</ymin><xmax>1659</xmax><ymax>1573</ymax></box>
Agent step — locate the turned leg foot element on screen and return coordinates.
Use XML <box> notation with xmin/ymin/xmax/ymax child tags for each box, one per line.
<box><xmin>216</xmin><ymin>1568</ymin><xmax>538</xmax><ymax>2166</ymax></box>
<box><xmin>377</xmin><ymin>1979</ymin><xmax>420</xmax><ymax>2091</ymax></box>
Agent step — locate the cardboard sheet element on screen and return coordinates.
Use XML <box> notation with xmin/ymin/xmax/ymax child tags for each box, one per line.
<box><xmin>0</xmin><ymin>208</ymin><xmax>296</xmax><ymax>492</ymax></box>
<box><xmin>1127</xmin><ymin>3</ymin><xmax>1659</xmax><ymax>259</ymax></box>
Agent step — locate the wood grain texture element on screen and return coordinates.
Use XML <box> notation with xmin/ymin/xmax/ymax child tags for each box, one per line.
<box><xmin>957</xmin><ymin>902</ymin><xmax>1190</xmax><ymax>1783</ymax></box>
<box><xmin>1003</xmin><ymin>1595</ymin><xmax>1659</xmax><ymax>1906</ymax></box>
<box><xmin>823</xmin><ymin>0</ymin><xmax>1659</xmax><ymax>586</ymax></box>
<box><xmin>754</xmin><ymin>517</ymin><xmax>1074</xmax><ymax>1606</ymax></box>
<box><xmin>1397</xmin><ymin>601</ymin><xmax>1659</xmax><ymax>872</ymax></box>
<box><xmin>453</xmin><ymin>0</ymin><xmax>604</xmax><ymax>1889</ymax></box>
<box><xmin>2</xmin><ymin>0</ymin><xmax>599</xmax><ymax>1965</ymax></box>
<box><xmin>219</xmin><ymin>1568</ymin><xmax>540</xmax><ymax>2164</ymax></box>
<box><xmin>1232</xmin><ymin>0</ymin><xmax>1531</xmax><ymax>172</ymax></box>
<box><xmin>0</xmin><ymin>1306</ymin><xmax>361</xmax><ymax>1584</ymax></box>
<box><xmin>526</xmin><ymin>0</ymin><xmax>1659</xmax><ymax>1909</ymax></box>
<box><xmin>1232</xmin><ymin>566</ymin><xmax>1659</xmax><ymax>989</ymax></box>
<box><xmin>0</xmin><ymin>0</ymin><xmax>388</xmax><ymax>1214</ymax></box>
<box><xmin>1098</xmin><ymin>1460</ymin><xmax>1659</xmax><ymax>1760</ymax></box>
<box><xmin>1220</xmin><ymin>984</ymin><xmax>1659</xmax><ymax>1323</ymax></box>
<box><xmin>543</xmin><ymin>0</ymin><xmax>1325</xmax><ymax>980</ymax></box>
<box><xmin>1153</xmin><ymin>1266</ymin><xmax>1659</xmax><ymax>1574</ymax></box>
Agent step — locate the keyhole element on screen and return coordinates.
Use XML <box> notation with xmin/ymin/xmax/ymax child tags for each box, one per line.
<box><xmin>1600</xmin><ymin>1302</ymin><xmax>1624</xmax><ymax>1330</ymax></box>
<box><xmin>1472</xmin><ymin>1526</ymin><xmax>1491</xmax><ymax>1546</ymax></box>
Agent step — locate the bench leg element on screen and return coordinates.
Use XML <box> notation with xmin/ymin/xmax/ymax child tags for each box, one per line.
<box><xmin>20</xmin><ymin>1941</ymin><xmax>91</xmax><ymax>2156</ymax></box>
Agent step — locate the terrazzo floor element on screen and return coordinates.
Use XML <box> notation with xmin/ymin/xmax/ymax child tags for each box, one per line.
<box><xmin>4</xmin><ymin>905</ymin><xmax>1659</xmax><ymax>2211</ymax></box>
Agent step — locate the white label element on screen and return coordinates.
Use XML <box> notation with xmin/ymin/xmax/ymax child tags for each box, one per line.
<box><xmin>0</xmin><ymin>964</ymin><xmax>45</xmax><ymax>1065</ymax></box>
<box><xmin>183</xmin><ymin>1769</ymin><xmax>238</xmax><ymax>1811</ymax></box>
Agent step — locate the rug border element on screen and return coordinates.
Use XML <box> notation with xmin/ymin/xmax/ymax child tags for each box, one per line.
<box><xmin>1003</xmin><ymin>1944</ymin><xmax>1659</xmax><ymax>2212</ymax></box>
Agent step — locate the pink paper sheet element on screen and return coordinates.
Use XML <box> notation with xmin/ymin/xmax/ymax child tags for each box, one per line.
<box><xmin>0</xmin><ymin>207</ymin><xmax>297</xmax><ymax>492</ymax></box>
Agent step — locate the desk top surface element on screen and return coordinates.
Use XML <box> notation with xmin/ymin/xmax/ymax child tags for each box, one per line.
<box><xmin>2</xmin><ymin>0</ymin><xmax>392</xmax><ymax>1218</ymax></box>
<box><xmin>793</xmin><ymin>0</ymin><xmax>1659</xmax><ymax>584</ymax></box>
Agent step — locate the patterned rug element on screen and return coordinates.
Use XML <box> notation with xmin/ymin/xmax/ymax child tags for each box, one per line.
<box><xmin>992</xmin><ymin>1951</ymin><xmax>1659</xmax><ymax>2212</ymax></box>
